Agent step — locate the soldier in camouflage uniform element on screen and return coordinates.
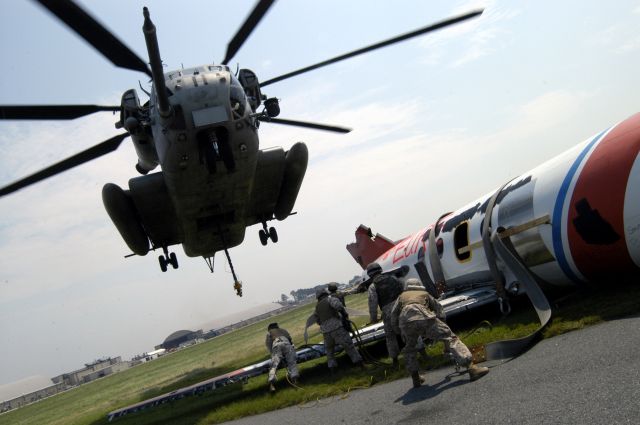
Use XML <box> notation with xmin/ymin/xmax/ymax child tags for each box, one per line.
<box><xmin>327</xmin><ymin>283</ymin><xmax>351</xmax><ymax>332</ymax></box>
<box><xmin>391</xmin><ymin>278</ymin><xmax>489</xmax><ymax>388</ymax></box>
<box><xmin>367</xmin><ymin>262</ymin><xmax>403</xmax><ymax>367</ymax></box>
<box><xmin>265</xmin><ymin>322</ymin><xmax>299</xmax><ymax>392</ymax></box>
<box><xmin>305</xmin><ymin>288</ymin><xmax>363</xmax><ymax>371</ymax></box>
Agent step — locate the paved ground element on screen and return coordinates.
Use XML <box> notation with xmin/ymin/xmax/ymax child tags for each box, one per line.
<box><xmin>226</xmin><ymin>315</ymin><xmax>640</xmax><ymax>425</ymax></box>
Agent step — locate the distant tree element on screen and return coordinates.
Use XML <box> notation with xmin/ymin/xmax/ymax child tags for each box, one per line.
<box><xmin>348</xmin><ymin>275</ymin><xmax>363</xmax><ymax>286</ymax></box>
<box><xmin>280</xmin><ymin>293</ymin><xmax>290</xmax><ymax>303</ymax></box>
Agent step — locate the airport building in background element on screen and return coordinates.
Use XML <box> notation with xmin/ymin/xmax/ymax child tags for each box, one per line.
<box><xmin>1</xmin><ymin>357</ymin><xmax>131</xmax><ymax>413</ymax></box>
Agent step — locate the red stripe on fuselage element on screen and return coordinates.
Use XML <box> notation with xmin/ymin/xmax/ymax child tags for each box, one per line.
<box><xmin>568</xmin><ymin>113</ymin><xmax>640</xmax><ymax>280</ymax></box>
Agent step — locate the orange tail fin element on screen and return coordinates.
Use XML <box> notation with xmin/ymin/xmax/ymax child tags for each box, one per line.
<box><xmin>346</xmin><ymin>224</ymin><xmax>396</xmax><ymax>269</ymax></box>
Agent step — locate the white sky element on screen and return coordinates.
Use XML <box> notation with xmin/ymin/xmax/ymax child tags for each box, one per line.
<box><xmin>1</xmin><ymin>0</ymin><xmax>639</xmax><ymax>385</ymax></box>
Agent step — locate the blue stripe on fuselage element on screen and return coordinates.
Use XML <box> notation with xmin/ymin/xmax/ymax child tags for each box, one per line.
<box><xmin>551</xmin><ymin>128</ymin><xmax>608</xmax><ymax>284</ymax></box>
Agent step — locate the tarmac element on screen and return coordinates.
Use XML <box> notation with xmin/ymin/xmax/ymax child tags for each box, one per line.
<box><xmin>226</xmin><ymin>314</ymin><xmax>640</xmax><ymax>425</ymax></box>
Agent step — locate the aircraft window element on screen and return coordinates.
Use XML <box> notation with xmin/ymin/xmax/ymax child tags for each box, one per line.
<box><xmin>454</xmin><ymin>221</ymin><xmax>471</xmax><ymax>261</ymax></box>
<box><xmin>229</xmin><ymin>75</ymin><xmax>249</xmax><ymax>119</ymax></box>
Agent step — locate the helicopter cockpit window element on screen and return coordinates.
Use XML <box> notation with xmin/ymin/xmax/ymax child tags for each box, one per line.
<box><xmin>229</xmin><ymin>75</ymin><xmax>249</xmax><ymax>120</ymax></box>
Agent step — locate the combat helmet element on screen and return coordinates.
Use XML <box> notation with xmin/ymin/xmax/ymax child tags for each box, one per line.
<box><xmin>315</xmin><ymin>287</ymin><xmax>328</xmax><ymax>299</ymax></box>
<box><xmin>366</xmin><ymin>262</ymin><xmax>382</xmax><ymax>277</ymax></box>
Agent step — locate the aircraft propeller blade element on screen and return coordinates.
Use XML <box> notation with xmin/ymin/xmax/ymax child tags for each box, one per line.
<box><xmin>0</xmin><ymin>133</ymin><xmax>129</xmax><ymax>197</ymax></box>
<box><xmin>0</xmin><ymin>105</ymin><xmax>120</xmax><ymax>120</ymax></box>
<box><xmin>35</xmin><ymin>0</ymin><xmax>152</xmax><ymax>77</ymax></box>
<box><xmin>257</xmin><ymin>116</ymin><xmax>351</xmax><ymax>133</ymax></box>
<box><xmin>260</xmin><ymin>9</ymin><xmax>483</xmax><ymax>87</ymax></box>
<box><xmin>222</xmin><ymin>0</ymin><xmax>275</xmax><ymax>65</ymax></box>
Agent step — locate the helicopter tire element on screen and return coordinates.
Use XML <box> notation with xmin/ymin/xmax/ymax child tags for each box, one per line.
<box><xmin>259</xmin><ymin>229</ymin><xmax>268</xmax><ymax>246</ymax></box>
<box><xmin>159</xmin><ymin>255</ymin><xmax>168</xmax><ymax>272</ymax></box>
<box><xmin>169</xmin><ymin>252</ymin><xmax>178</xmax><ymax>269</ymax></box>
<box><xmin>269</xmin><ymin>227</ymin><xmax>278</xmax><ymax>243</ymax></box>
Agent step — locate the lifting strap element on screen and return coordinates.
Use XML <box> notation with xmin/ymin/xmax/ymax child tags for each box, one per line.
<box><xmin>428</xmin><ymin>212</ymin><xmax>452</xmax><ymax>297</ymax></box>
<box><xmin>484</xmin><ymin>230</ymin><xmax>552</xmax><ymax>359</ymax></box>
<box><xmin>481</xmin><ymin>181</ymin><xmax>511</xmax><ymax>314</ymax></box>
<box><xmin>480</xmin><ymin>182</ymin><xmax>552</xmax><ymax>359</ymax></box>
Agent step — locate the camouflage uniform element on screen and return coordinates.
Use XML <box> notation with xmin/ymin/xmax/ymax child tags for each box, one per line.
<box><xmin>328</xmin><ymin>284</ymin><xmax>350</xmax><ymax>331</ymax></box>
<box><xmin>265</xmin><ymin>327</ymin><xmax>299</xmax><ymax>384</ymax></box>
<box><xmin>368</xmin><ymin>273</ymin><xmax>404</xmax><ymax>360</ymax></box>
<box><xmin>306</xmin><ymin>293</ymin><xmax>362</xmax><ymax>368</ymax></box>
<box><xmin>390</xmin><ymin>282</ymin><xmax>472</xmax><ymax>375</ymax></box>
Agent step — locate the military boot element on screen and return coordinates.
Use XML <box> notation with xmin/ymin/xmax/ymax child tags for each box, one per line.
<box><xmin>411</xmin><ymin>372</ymin><xmax>425</xmax><ymax>388</ymax></box>
<box><xmin>468</xmin><ymin>363</ymin><xmax>489</xmax><ymax>382</ymax></box>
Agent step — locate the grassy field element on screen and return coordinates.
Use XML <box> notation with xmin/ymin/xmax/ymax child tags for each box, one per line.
<box><xmin>2</xmin><ymin>281</ymin><xmax>639</xmax><ymax>425</ymax></box>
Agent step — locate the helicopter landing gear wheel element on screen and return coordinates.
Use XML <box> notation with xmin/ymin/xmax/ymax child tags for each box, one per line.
<box><xmin>169</xmin><ymin>252</ymin><xmax>179</xmax><ymax>269</ymax></box>
<box><xmin>158</xmin><ymin>247</ymin><xmax>178</xmax><ymax>272</ymax></box>
<box><xmin>268</xmin><ymin>227</ymin><xmax>278</xmax><ymax>243</ymax></box>
<box><xmin>158</xmin><ymin>255</ymin><xmax>168</xmax><ymax>272</ymax></box>
<box><xmin>259</xmin><ymin>221</ymin><xmax>278</xmax><ymax>245</ymax></box>
<box><xmin>259</xmin><ymin>229</ymin><xmax>268</xmax><ymax>246</ymax></box>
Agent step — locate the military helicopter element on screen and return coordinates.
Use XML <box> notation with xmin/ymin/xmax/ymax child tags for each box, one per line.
<box><xmin>0</xmin><ymin>0</ymin><xmax>482</xmax><ymax>296</ymax></box>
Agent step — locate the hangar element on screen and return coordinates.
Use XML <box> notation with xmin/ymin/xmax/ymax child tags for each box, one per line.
<box><xmin>161</xmin><ymin>329</ymin><xmax>203</xmax><ymax>350</ymax></box>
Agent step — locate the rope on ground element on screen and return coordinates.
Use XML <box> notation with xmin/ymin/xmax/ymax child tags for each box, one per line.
<box><xmin>297</xmin><ymin>375</ymin><xmax>374</xmax><ymax>408</ymax></box>
<box><xmin>285</xmin><ymin>374</ymin><xmax>303</xmax><ymax>390</ymax></box>
<box><xmin>349</xmin><ymin>320</ymin><xmax>390</xmax><ymax>367</ymax></box>
<box><xmin>459</xmin><ymin>320</ymin><xmax>493</xmax><ymax>340</ymax></box>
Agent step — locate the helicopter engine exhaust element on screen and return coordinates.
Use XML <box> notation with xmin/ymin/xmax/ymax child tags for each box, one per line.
<box><xmin>274</xmin><ymin>142</ymin><xmax>308</xmax><ymax>220</ymax></box>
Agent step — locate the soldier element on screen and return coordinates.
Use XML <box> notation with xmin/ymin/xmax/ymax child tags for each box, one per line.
<box><xmin>265</xmin><ymin>322</ymin><xmax>299</xmax><ymax>393</ymax></box>
<box><xmin>367</xmin><ymin>262</ymin><xmax>403</xmax><ymax>367</ymax></box>
<box><xmin>305</xmin><ymin>288</ymin><xmax>364</xmax><ymax>372</ymax></box>
<box><xmin>391</xmin><ymin>278</ymin><xmax>490</xmax><ymax>388</ymax></box>
<box><xmin>327</xmin><ymin>283</ymin><xmax>351</xmax><ymax>332</ymax></box>
<box><xmin>327</xmin><ymin>283</ymin><xmax>346</xmax><ymax>306</ymax></box>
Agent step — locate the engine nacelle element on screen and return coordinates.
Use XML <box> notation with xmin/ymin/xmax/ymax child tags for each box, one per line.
<box><xmin>102</xmin><ymin>183</ymin><xmax>150</xmax><ymax>256</ymax></box>
<box><xmin>116</xmin><ymin>89</ymin><xmax>159</xmax><ymax>175</ymax></box>
<box><xmin>274</xmin><ymin>142</ymin><xmax>308</xmax><ymax>220</ymax></box>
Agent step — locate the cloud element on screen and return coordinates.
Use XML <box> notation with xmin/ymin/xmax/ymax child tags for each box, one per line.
<box><xmin>587</xmin><ymin>20</ymin><xmax>640</xmax><ymax>54</ymax></box>
<box><xmin>417</xmin><ymin>0</ymin><xmax>520</xmax><ymax>68</ymax></box>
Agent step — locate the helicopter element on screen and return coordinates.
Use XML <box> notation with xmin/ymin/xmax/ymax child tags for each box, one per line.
<box><xmin>0</xmin><ymin>0</ymin><xmax>483</xmax><ymax>296</ymax></box>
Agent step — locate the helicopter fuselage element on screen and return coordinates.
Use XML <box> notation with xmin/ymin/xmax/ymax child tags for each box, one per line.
<box><xmin>103</xmin><ymin>63</ymin><xmax>308</xmax><ymax>260</ymax></box>
<box><xmin>150</xmin><ymin>65</ymin><xmax>259</xmax><ymax>256</ymax></box>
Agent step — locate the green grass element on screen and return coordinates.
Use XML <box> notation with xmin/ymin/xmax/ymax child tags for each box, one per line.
<box><xmin>2</xmin><ymin>282</ymin><xmax>639</xmax><ymax>425</ymax></box>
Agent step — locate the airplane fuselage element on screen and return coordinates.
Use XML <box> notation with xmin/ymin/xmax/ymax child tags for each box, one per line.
<box><xmin>349</xmin><ymin>113</ymin><xmax>640</xmax><ymax>294</ymax></box>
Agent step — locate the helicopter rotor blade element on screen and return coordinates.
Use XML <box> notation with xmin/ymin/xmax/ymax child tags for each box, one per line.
<box><xmin>0</xmin><ymin>133</ymin><xmax>130</xmax><ymax>198</ymax></box>
<box><xmin>257</xmin><ymin>116</ymin><xmax>351</xmax><ymax>133</ymax></box>
<box><xmin>222</xmin><ymin>0</ymin><xmax>275</xmax><ymax>64</ymax></box>
<box><xmin>34</xmin><ymin>0</ymin><xmax>152</xmax><ymax>77</ymax></box>
<box><xmin>0</xmin><ymin>105</ymin><xmax>120</xmax><ymax>120</ymax></box>
<box><xmin>260</xmin><ymin>9</ymin><xmax>483</xmax><ymax>87</ymax></box>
